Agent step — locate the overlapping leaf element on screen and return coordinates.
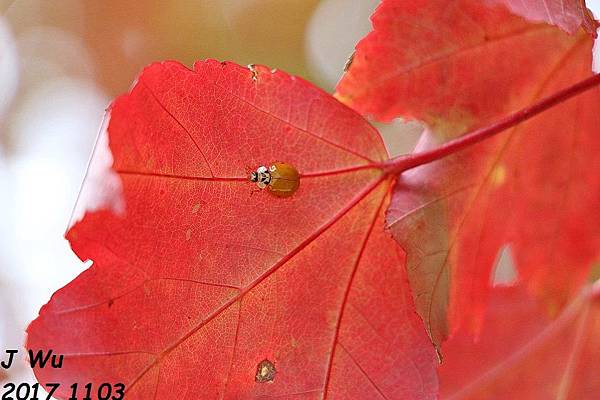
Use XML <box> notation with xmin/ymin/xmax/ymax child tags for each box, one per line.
<box><xmin>27</xmin><ymin>61</ymin><xmax>437</xmax><ymax>399</ymax></box>
<box><xmin>338</xmin><ymin>0</ymin><xmax>600</xmax><ymax>349</ymax></box>
<box><xmin>439</xmin><ymin>282</ymin><xmax>600</xmax><ymax>399</ymax></box>
<box><xmin>336</xmin><ymin>0</ymin><xmax>589</xmax><ymax>126</ymax></box>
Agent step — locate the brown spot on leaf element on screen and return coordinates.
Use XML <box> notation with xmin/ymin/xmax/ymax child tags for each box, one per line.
<box><xmin>248</xmin><ymin>64</ymin><xmax>258</xmax><ymax>82</ymax></box>
<box><xmin>255</xmin><ymin>359</ymin><xmax>276</xmax><ymax>383</ymax></box>
<box><xmin>344</xmin><ymin>51</ymin><xmax>355</xmax><ymax>72</ymax></box>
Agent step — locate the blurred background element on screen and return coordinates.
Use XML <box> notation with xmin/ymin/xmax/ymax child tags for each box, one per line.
<box><xmin>0</xmin><ymin>0</ymin><xmax>598</xmax><ymax>393</ymax></box>
<box><xmin>0</xmin><ymin>0</ymin><xmax>425</xmax><ymax>388</ymax></box>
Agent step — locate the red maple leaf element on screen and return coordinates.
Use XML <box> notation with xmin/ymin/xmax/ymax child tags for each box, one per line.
<box><xmin>439</xmin><ymin>281</ymin><xmax>600</xmax><ymax>399</ymax></box>
<box><xmin>27</xmin><ymin>61</ymin><xmax>438</xmax><ymax>399</ymax></box>
<box><xmin>337</xmin><ymin>0</ymin><xmax>600</xmax><ymax>350</ymax></box>
<box><xmin>25</xmin><ymin>1</ymin><xmax>600</xmax><ymax>399</ymax></box>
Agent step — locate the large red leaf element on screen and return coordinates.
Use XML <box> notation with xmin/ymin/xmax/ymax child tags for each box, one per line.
<box><xmin>439</xmin><ymin>281</ymin><xmax>600</xmax><ymax>399</ymax></box>
<box><xmin>337</xmin><ymin>0</ymin><xmax>591</xmax><ymax>125</ymax></box>
<box><xmin>27</xmin><ymin>61</ymin><xmax>437</xmax><ymax>399</ymax></box>
<box><xmin>337</xmin><ymin>0</ymin><xmax>600</xmax><ymax>350</ymax></box>
<box><xmin>488</xmin><ymin>0</ymin><xmax>599</xmax><ymax>35</ymax></box>
<box><xmin>336</xmin><ymin>0</ymin><xmax>588</xmax><ymax>125</ymax></box>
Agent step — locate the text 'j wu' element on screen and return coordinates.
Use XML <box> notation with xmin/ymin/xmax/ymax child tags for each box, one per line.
<box><xmin>1</xmin><ymin>349</ymin><xmax>63</xmax><ymax>370</ymax></box>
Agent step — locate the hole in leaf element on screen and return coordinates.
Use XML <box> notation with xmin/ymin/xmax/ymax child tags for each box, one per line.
<box><xmin>255</xmin><ymin>359</ymin><xmax>276</xmax><ymax>383</ymax></box>
<box><xmin>491</xmin><ymin>245</ymin><xmax>518</xmax><ymax>286</ymax></box>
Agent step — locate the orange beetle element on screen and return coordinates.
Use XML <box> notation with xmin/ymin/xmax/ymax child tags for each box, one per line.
<box><xmin>249</xmin><ymin>162</ymin><xmax>300</xmax><ymax>198</ymax></box>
